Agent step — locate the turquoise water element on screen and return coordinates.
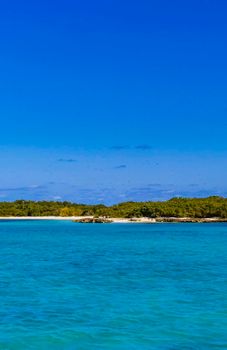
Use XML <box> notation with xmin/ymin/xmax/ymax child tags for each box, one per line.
<box><xmin>0</xmin><ymin>221</ymin><xmax>226</xmax><ymax>349</ymax></box>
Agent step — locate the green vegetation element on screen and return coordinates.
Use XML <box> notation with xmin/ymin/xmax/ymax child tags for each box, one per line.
<box><xmin>0</xmin><ymin>196</ymin><xmax>227</xmax><ymax>218</ymax></box>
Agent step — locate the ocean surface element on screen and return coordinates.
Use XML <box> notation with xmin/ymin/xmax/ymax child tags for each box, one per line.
<box><xmin>0</xmin><ymin>221</ymin><xmax>226</xmax><ymax>350</ymax></box>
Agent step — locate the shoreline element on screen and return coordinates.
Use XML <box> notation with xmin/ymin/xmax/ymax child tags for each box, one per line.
<box><xmin>0</xmin><ymin>216</ymin><xmax>84</xmax><ymax>221</ymax></box>
<box><xmin>0</xmin><ymin>216</ymin><xmax>227</xmax><ymax>223</ymax></box>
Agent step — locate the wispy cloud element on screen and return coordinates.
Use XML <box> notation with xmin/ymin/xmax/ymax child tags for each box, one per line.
<box><xmin>110</xmin><ymin>145</ymin><xmax>130</xmax><ymax>150</ymax></box>
<box><xmin>135</xmin><ymin>144</ymin><xmax>152</xmax><ymax>150</ymax></box>
<box><xmin>0</xmin><ymin>185</ymin><xmax>44</xmax><ymax>192</ymax></box>
<box><xmin>110</xmin><ymin>144</ymin><xmax>152</xmax><ymax>151</ymax></box>
<box><xmin>114</xmin><ymin>165</ymin><xmax>127</xmax><ymax>169</ymax></box>
<box><xmin>123</xmin><ymin>184</ymin><xmax>227</xmax><ymax>203</ymax></box>
<box><xmin>52</xmin><ymin>195</ymin><xmax>62</xmax><ymax>200</ymax></box>
<box><xmin>0</xmin><ymin>185</ymin><xmax>47</xmax><ymax>201</ymax></box>
<box><xmin>58</xmin><ymin>158</ymin><xmax>77</xmax><ymax>163</ymax></box>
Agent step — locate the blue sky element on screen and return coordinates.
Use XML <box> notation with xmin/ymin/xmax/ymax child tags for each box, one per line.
<box><xmin>0</xmin><ymin>0</ymin><xmax>227</xmax><ymax>204</ymax></box>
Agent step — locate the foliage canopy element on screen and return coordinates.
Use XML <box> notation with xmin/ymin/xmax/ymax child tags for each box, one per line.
<box><xmin>0</xmin><ymin>196</ymin><xmax>227</xmax><ymax>218</ymax></box>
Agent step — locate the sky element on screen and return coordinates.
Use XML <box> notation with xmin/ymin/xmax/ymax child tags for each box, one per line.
<box><xmin>0</xmin><ymin>0</ymin><xmax>227</xmax><ymax>204</ymax></box>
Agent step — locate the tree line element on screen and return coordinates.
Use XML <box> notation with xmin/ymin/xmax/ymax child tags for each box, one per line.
<box><xmin>0</xmin><ymin>196</ymin><xmax>227</xmax><ymax>218</ymax></box>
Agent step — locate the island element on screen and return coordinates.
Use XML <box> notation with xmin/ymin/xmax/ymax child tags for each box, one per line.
<box><xmin>1</xmin><ymin>196</ymin><xmax>227</xmax><ymax>223</ymax></box>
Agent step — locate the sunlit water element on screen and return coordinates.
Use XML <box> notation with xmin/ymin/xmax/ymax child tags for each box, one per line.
<box><xmin>0</xmin><ymin>221</ymin><xmax>226</xmax><ymax>349</ymax></box>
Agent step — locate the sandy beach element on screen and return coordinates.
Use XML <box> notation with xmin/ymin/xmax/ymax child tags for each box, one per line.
<box><xmin>0</xmin><ymin>216</ymin><xmax>87</xmax><ymax>221</ymax></box>
<box><xmin>0</xmin><ymin>216</ymin><xmax>155</xmax><ymax>223</ymax></box>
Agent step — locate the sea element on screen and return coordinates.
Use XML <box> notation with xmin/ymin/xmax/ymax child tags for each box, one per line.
<box><xmin>0</xmin><ymin>220</ymin><xmax>226</xmax><ymax>349</ymax></box>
